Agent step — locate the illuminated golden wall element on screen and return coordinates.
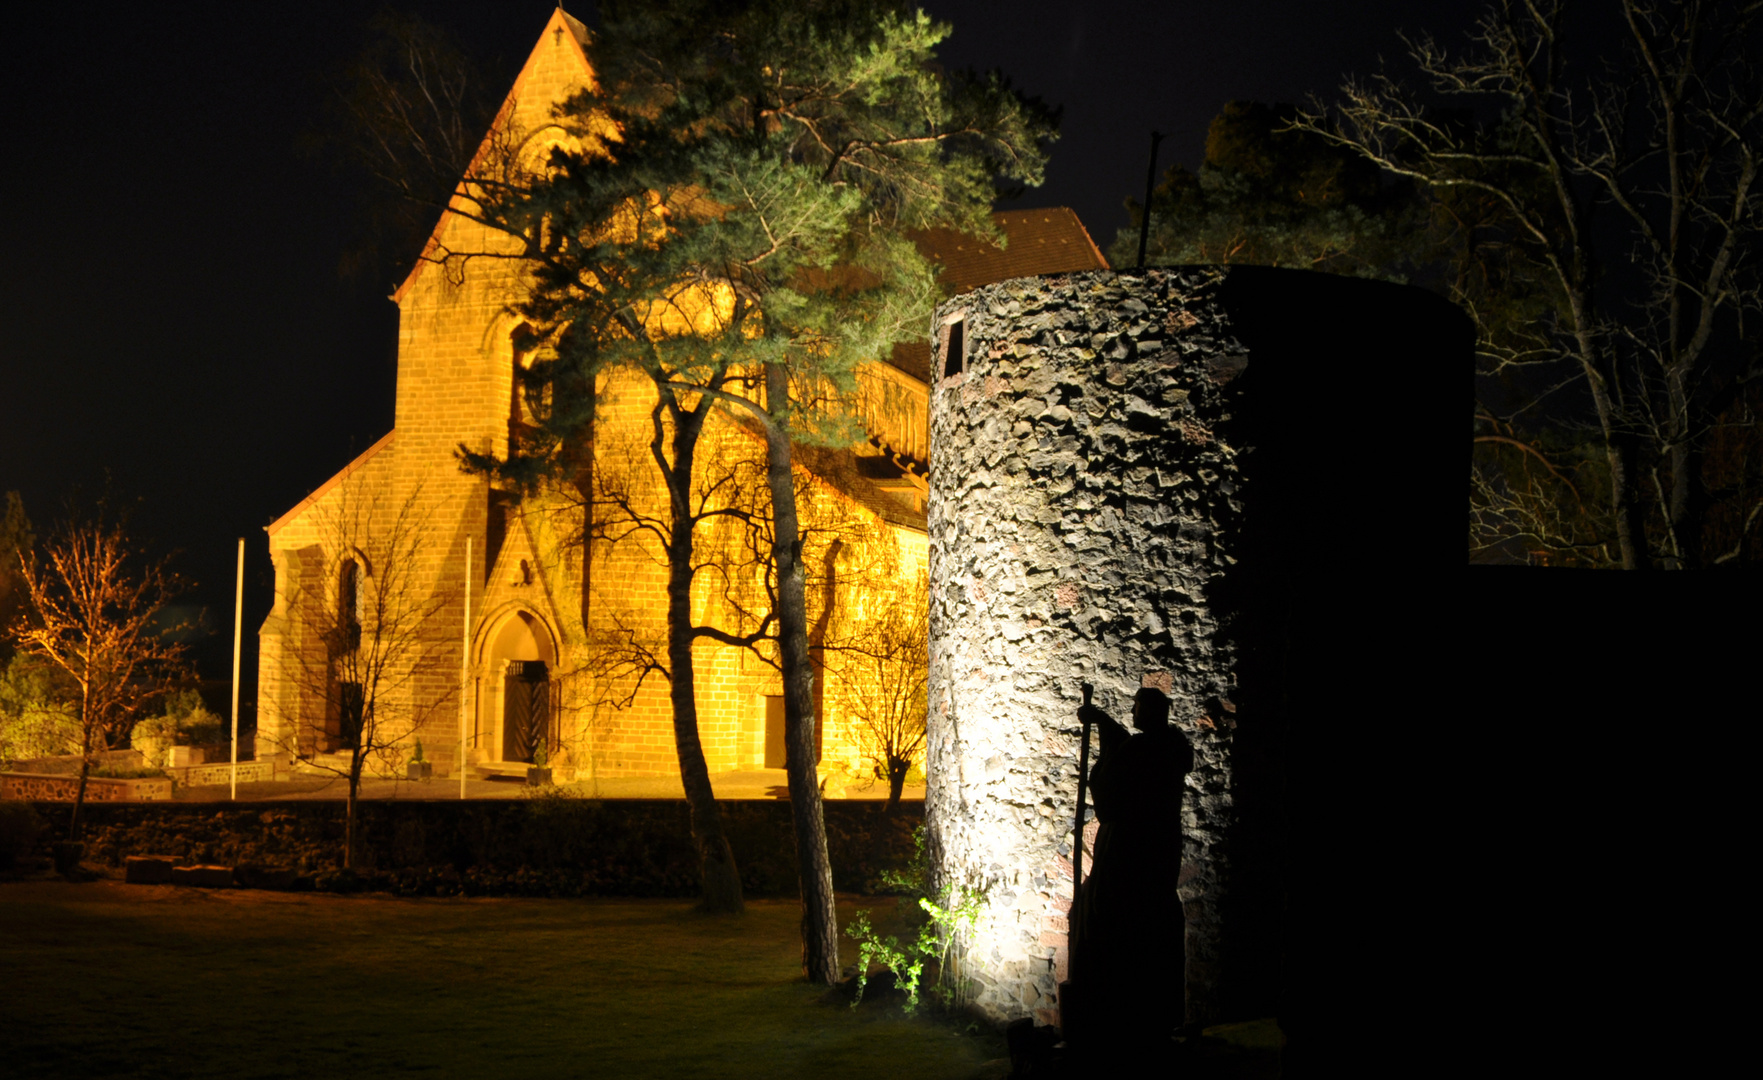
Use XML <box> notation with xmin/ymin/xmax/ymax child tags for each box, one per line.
<box><xmin>257</xmin><ymin>9</ymin><xmax>931</xmax><ymax>789</ymax></box>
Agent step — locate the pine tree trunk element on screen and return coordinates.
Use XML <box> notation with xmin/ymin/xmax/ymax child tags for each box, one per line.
<box><xmin>765</xmin><ymin>363</ymin><xmax>840</xmax><ymax>984</ymax></box>
<box><xmin>663</xmin><ymin>400</ymin><xmax>744</xmax><ymax>914</ymax></box>
<box><xmin>669</xmin><ymin>636</ymin><xmax>746</xmax><ymax>914</ymax></box>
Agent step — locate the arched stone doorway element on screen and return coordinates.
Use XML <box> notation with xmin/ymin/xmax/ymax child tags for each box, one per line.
<box><xmin>477</xmin><ymin>608</ymin><xmax>558</xmax><ymax>765</ymax></box>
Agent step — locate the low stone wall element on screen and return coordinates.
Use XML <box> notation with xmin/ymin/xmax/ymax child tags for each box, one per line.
<box><xmin>27</xmin><ymin>798</ymin><xmax>924</xmax><ymax>898</ymax></box>
<box><xmin>161</xmin><ymin>759</ymin><xmax>283</xmax><ymax>788</ymax></box>
<box><xmin>2</xmin><ymin>772</ymin><xmax>174</xmax><ymax>802</ymax></box>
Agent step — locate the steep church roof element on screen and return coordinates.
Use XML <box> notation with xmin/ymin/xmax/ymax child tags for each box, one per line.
<box><xmin>265</xmin><ymin>432</ymin><xmax>395</xmax><ymax>537</ymax></box>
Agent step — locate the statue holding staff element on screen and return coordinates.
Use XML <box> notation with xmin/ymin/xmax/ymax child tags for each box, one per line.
<box><xmin>1061</xmin><ymin>686</ymin><xmax>1194</xmax><ymax>1065</ymax></box>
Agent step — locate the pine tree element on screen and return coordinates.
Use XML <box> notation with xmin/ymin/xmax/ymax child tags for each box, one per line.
<box><xmin>459</xmin><ymin>0</ymin><xmax>1054</xmax><ymax>975</ymax></box>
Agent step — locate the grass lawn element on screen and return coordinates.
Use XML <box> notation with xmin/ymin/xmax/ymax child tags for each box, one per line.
<box><xmin>1</xmin><ymin>877</ymin><xmax>1005</xmax><ymax>1080</ymax></box>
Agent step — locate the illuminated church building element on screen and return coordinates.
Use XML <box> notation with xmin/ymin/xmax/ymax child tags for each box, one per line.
<box><xmin>254</xmin><ymin>9</ymin><xmax>1107</xmax><ymax>785</ymax></box>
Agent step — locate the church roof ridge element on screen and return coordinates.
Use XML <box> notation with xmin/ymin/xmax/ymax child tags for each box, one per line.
<box><xmin>911</xmin><ymin>206</ymin><xmax>1110</xmax><ymax>293</ymax></box>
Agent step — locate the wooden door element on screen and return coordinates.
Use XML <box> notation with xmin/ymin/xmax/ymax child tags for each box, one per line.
<box><xmin>502</xmin><ymin>661</ymin><xmax>549</xmax><ymax>762</ymax></box>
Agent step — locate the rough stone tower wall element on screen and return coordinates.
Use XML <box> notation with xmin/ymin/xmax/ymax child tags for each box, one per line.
<box><xmin>925</xmin><ymin>264</ymin><xmax>1471</xmax><ymax>1033</ymax></box>
<box><xmin>926</xmin><ymin>268</ymin><xmax>1249</xmax><ymax>1027</ymax></box>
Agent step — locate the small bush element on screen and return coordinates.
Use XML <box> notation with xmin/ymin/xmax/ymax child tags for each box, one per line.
<box><xmin>131</xmin><ymin>688</ymin><xmax>225</xmax><ymax>767</ymax></box>
<box><xmin>0</xmin><ymin>654</ymin><xmax>81</xmax><ymax>765</ymax></box>
<box><xmin>845</xmin><ymin>826</ymin><xmax>985</xmax><ymax>1014</ymax></box>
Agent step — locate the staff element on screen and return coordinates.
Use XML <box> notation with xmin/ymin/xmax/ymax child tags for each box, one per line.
<box><xmin>1061</xmin><ymin>682</ymin><xmax>1096</xmax><ymax>1044</ymax></box>
<box><xmin>1072</xmin><ymin>682</ymin><xmax>1094</xmax><ymax>891</ymax></box>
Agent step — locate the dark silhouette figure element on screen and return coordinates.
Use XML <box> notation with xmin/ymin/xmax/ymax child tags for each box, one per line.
<box><xmin>1067</xmin><ymin>687</ymin><xmax>1193</xmax><ymax>1068</ymax></box>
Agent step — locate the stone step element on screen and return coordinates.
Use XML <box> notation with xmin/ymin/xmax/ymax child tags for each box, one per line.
<box><xmin>472</xmin><ymin>760</ymin><xmax>537</xmax><ymax>780</ymax></box>
<box><xmin>125</xmin><ymin>854</ymin><xmax>183</xmax><ymax>884</ymax></box>
<box><xmin>169</xmin><ymin>864</ymin><xmax>235</xmax><ymax>888</ymax></box>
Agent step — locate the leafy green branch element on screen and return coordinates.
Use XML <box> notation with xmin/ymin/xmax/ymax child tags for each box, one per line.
<box><xmin>846</xmin><ymin>825</ymin><xmax>986</xmax><ymax>1014</ymax></box>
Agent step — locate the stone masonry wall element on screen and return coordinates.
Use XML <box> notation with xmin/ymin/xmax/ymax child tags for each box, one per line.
<box><xmin>259</xmin><ymin>10</ymin><xmax>936</xmax><ymax>795</ymax></box>
<box><xmin>926</xmin><ymin>268</ymin><xmax>1251</xmax><ymax>1028</ymax></box>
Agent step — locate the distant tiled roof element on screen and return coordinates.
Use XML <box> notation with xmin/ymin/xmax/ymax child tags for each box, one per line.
<box><xmin>889</xmin><ymin>207</ymin><xmax>1110</xmax><ymax>380</ymax></box>
<box><xmin>916</xmin><ymin>207</ymin><xmax>1111</xmax><ymax>292</ymax></box>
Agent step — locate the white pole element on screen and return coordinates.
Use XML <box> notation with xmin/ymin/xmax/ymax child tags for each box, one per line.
<box><xmin>460</xmin><ymin>537</ymin><xmax>471</xmax><ymax>800</ymax></box>
<box><xmin>230</xmin><ymin>538</ymin><xmax>244</xmax><ymax>801</ymax></box>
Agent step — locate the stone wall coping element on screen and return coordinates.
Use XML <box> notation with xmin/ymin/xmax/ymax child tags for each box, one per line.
<box><xmin>1</xmin><ymin>771</ymin><xmax>175</xmax><ymax>801</ymax></box>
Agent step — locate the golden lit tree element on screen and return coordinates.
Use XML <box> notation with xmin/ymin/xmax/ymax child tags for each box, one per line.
<box><xmin>8</xmin><ymin>504</ymin><xmax>186</xmax><ymax>841</ymax></box>
<box><xmin>826</xmin><ymin>564</ymin><xmax>927</xmax><ymax>811</ymax></box>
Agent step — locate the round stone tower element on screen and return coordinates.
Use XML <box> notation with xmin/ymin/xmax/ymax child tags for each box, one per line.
<box><xmin>923</xmin><ymin>266</ymin><xmax>1469</xmax><ymax>1031</ymax></box>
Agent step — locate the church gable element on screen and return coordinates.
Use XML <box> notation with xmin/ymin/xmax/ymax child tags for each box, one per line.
<box><xmin>264</xmin><ymin>432</ymin><xmax>397</xmax><ymax>545</ymax></box>
<box><xmin>480</xmin><ymin>493</ymin><xmax>573</xmax><ymax>648</ymax></box>
<box><xmin>391</xmin><ymin>8</ymin><xmax>601</xmax><ymax>307</ymax></box>
<box><xmin>256</xmin><ymin>431</ymin><xmax>401</xmax><ymax>760</ymax></box>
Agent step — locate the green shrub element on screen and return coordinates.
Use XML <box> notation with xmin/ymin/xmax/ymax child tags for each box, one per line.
<box><xmin>845</xmin><ymin>826</ymin><xmax>985</xmax><ymax>1014</ymax></box>
<box><xmin>0</xmin><ymin>654</ymin><xmax>80</xmax><ymax>766</ymax></box>
<box><xmin>131</xmin><ymin>688</ymin><xmax>225</xmax><ymax>767</ymax></box>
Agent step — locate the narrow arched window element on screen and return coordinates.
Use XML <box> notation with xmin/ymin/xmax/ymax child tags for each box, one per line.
<box><xmin>510</xmin><ymin>325</ymin><xmax>552</xmax><ymax>432</ymax></box>
<box><xmin>511</xmin><ymin>325</ymin><xmax>536</xmax><ymax>429</ymax></box>
<box><xmin>338</xmin><ymin>559</ymin><xmax>362</xmax><ymax>652</ymax></box>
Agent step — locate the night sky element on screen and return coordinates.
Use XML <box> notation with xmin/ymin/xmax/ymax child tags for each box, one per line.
<box><xmin>0</xmin><ymin>0</ymin><xmax>1482</xmax><ymax>687</ymax></box>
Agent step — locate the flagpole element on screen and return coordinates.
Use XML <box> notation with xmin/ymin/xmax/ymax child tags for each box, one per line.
<box><xmin>460</xmin><ymin>537</ymin><xmax>471</xmax><ymax>800</ymax></box>
<box><xmin>230</xmin><ymin>538</ymin><xmax>244</xmax><ymax>801</ymax></box>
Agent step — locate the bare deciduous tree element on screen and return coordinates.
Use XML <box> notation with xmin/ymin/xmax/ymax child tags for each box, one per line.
<box><xmin>267</xmin><ymin>487</ymin><xmax>453</xmax><ymax>869</ymax></box>
<box><xmin>1296</xmin><ymin>0</ymin><xmax>1763</xmax><ymax>569</ymax></box>
<box><xmin>568</xmin><ymin>406</ymin><xmax>783</xmax><ymax>913</ymax></box>
<box><xmin>8</xmin><ymin>505</ymin><xmax>186</xmax><ymax>840</ymax></box>
<box><xmin>318</xmin><ymin>11</ymin><xmax>508</xmax><ymax>287</ymax></box>
<box><xmin>825</xmin><ymin>565</ymin><xmax>928</xmax><ymax>811</ymax></box>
